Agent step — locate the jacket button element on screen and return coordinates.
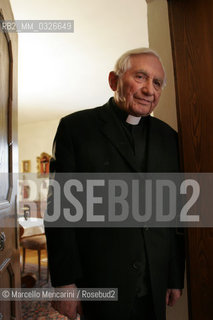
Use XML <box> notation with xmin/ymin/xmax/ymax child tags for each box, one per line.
<box><xmin>144</xmin><ymin>224</ymin><xmax>149</xmax><ymax>231</ymax></box>
<box><xmin>132</xmin><ymin>262</ymin><xmax>139</xmax><ymax>270</ymax></box>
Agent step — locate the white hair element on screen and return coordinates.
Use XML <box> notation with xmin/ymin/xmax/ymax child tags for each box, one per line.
<box><xmin>114</xmin><ymin>47</ymin><xmax>166</xmax><ymax>87</ymax></box>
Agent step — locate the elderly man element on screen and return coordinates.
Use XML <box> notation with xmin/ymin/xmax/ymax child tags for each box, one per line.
<box><xmin>45</xmin><ymin>48</ymin><xmax>185</xmax><ymax>320</ymax></box>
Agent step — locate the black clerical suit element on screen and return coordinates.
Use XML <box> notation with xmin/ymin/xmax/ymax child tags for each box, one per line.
<box><xmin>45</xmin><ymin>98</ymin><xmax>185</xmax><ymax>320</ymax></box>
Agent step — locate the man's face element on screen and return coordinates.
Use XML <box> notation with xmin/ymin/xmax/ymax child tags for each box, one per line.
<box><xmin>110</xmin><ymin>54</ymin><xmax>165</xmax><ymax>116</ymax></box>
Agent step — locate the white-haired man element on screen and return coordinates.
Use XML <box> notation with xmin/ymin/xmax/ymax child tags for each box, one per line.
<box><xmin>45</xmin><ymin>48</ymin><xmax>185</xmax><ymax>320</ymax></box>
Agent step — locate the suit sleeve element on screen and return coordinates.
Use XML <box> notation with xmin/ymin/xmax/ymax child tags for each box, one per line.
<box><xmin>45</xmin><ymin>118</ymin><xmax>83</xmax><ymax>287</ymax></box>
<box><xmin>167</xmin><ymin>229</ymin><xmax>185</xmax><ymax>289</ymax></box>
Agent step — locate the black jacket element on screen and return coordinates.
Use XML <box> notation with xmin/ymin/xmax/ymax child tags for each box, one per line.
<box><xmin>45</xmin><ymin>98</ymin><xmax>185</xmax><ymax>320</ymax></box>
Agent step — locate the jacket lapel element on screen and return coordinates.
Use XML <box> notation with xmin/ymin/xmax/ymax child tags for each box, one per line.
<box><xmin>96</xmin><ymin>100</ymin><xmax>140</xmax><ymax>172</ymax></box>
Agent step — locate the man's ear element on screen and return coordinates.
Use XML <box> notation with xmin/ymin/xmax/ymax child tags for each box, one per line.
<box><xmin>108</xmin><ymin>71</ymin><xmax>118</xmax><ymax>91</ymax></box>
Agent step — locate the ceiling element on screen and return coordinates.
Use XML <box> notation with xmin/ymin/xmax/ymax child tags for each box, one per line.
<box><xmin>10</xmin><ymin>0</ymin><xmax>148</xmax><ymax>124</ymax></box>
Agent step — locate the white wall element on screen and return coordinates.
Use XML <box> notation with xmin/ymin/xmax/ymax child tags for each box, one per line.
<box><xmin>11</xmin><ymin>0</ymin><xmax>149</xmax><ymax>124</ymax></box>
<box><xmin>17</xmin><ymin>0</ymin><xmax>149</xmax><ymax>171</ymax></box>
<box><xmin>18</xmin><ymin>119</ymin><xmax>59</xmax><ymax>172</ymax></box>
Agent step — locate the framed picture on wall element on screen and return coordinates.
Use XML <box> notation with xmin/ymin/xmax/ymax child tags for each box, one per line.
<box><xmin>22</xmin><ymin>160</ymin><xmax>31</xmax><ymax>173</ymax></box>
<box><xmin>37</xmin><ymin>152</ymin><xmax>51</xmax><ymax>178</ymax></box>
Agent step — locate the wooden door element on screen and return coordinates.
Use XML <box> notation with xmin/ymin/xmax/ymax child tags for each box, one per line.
<box><xmin>0</xmin><ymin>1</ymin><xmax>20</xmax><ymax>319</ymax></box>
<box><xmin>168</xmin><ymin>0</ymin><xmax>213</xmax><ymax>319</ymax></box>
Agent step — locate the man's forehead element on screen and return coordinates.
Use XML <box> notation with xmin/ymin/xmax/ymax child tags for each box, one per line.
<box><xmin>128</xmin><ymin>54</ymin><xmax>164</xmax><ymax>78</ymax></box>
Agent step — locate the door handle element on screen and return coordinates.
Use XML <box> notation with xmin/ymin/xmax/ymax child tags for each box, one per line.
<box><xmin>0</xmin><ymin>232</ymin><xmax>6</xmax><ymax>251</ymax></box>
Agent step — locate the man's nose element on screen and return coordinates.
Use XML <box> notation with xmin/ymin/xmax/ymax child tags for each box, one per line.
<box><xmin>141</xmin><ymin>78</ymin><xmax>154</xmax><ymax>95</ymax></box>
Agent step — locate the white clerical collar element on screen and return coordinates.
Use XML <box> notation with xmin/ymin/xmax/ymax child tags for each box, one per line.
<box><xmin>126</xmin><ymin>115</ymin><xmax>141</xmax><ymax>125</ymax></box>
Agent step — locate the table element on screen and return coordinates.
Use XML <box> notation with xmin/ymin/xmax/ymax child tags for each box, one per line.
<box><xmin>18</xmin><ymin>217</ymin><xmax>44</xmax><ymax>237</ymax></box>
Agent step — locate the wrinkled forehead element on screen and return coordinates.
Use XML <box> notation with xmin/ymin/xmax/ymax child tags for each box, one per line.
<box><xmin>127</xmin><ymin>53</ymin><xmax>165</xmax><ymax>79</ymax></box>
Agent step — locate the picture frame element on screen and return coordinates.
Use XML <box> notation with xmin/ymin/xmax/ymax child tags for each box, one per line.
<box><xmin>22</xmin><ymin>160</ymin><xmax>31</xmax><ymax>173</ymax></box>
<box><xmin>37</xmin><ymin>152</ymin><xmax>51</xmax><ymax>178</ymax></box>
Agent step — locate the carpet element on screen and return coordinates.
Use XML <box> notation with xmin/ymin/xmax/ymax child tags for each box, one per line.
<box><xmin>21</xmin><ymin>262</ymin><xmax>49</xmax><ymax>288</ymax></box>
<box><xmin>21</xmin><ymin>263</ymin><xmax>68</xmax><ymax>319</ymax></box>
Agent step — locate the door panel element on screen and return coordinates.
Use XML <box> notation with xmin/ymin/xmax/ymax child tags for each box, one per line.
<box><xmin>168</xmin><ymin>0</ymin><xmax>213</xmax><ymax>319</ymax></box>
<box><xmin>0</xmin><ymin>19</ymin><xmax>10</xmax><ymax>201</ymax></box>
<box><xmin>0</xmin><ymin>1</ymin><xmax>20</xmax><ymax>319</ymax></box>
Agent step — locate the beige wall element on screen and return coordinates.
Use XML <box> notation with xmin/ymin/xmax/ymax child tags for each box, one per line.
<box><xmin>147</xmin><ymin>1</ymin><xmax>188</xmax><ymax>319</ymax></box>
<box><xmin>147</xmin><ymin>0</ymin><xmax>177</xmax><ymax>131</ymax></box>
<box><xmin>18</xmin><ymin>119</ymin><xmax>59</xmax><ymax>172</ymax></box>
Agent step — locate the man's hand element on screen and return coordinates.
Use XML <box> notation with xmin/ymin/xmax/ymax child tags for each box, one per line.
<box><xmin>166</xmin><ymin>289</ymin><xmax>182</xmax><ymax>307</ymax></box>
<box><xmin>51</xmin><ymin>284</ymin><xmax>83</xmax><ymax>320</ymax></box>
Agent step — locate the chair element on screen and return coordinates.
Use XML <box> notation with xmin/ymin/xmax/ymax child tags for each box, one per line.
<box><xmin>20</xmin><ymin>232</ymin><xmax>48</xmax><ymax>281</ymax></box>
